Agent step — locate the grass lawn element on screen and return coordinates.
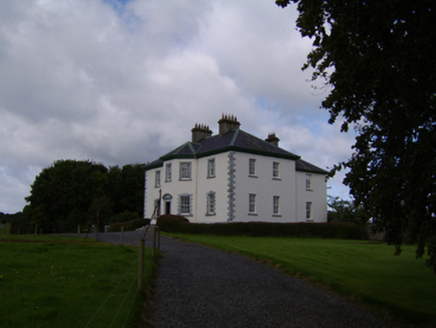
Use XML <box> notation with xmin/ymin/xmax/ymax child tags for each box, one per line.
<box><xmin>0</xmin><ymin>228</ymin><xmax>156</xmax><ymax>327</ymax></box>
<box><xmin>168</xmin><ymin>234</ymin><xmax>436</xmax><ymax>326</ymax></box>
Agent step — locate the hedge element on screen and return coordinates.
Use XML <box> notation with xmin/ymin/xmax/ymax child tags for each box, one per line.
<box><xmin>156</xmin><ymin>216</ymin><xmax>362</xmax><ymax>240</ymax></box>
<box><xmin>156</xmin><ymin>214</ymin><xmax>190</xmax><ymax>232</ymax></box>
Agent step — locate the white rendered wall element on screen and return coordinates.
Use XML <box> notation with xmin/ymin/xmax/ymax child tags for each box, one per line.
<box><xmin>195</xmin><ymin>152</ymin><xmax>229</xmax><ymax>223</ymax></box>
<box><xmin>145</xmin><ymin>152</ymin><xmax>327</xmax><ymax>223</ymax></box>
<box><xmin>144</xmin><ymin>159</ymin><xmax>197</xmax><ymax>219</ymax></box>
<box><xmin>144</xmin><ymin>167</ymin><xmax>160</xmax><ymax>218</ymax></box>
<box><xmin>232</xmin><ymin>152</ymin><xmax>298</xmax><ymax>223</ymax></box>
<box><xmin>295</xmin><ymin>171</ymin><xmax>327</xmax><ymax>222</ymax></box>
<box><xmin>162</xmin><ymin>159</ymin><xmax>197</xmax><ymax>219</ymax></box>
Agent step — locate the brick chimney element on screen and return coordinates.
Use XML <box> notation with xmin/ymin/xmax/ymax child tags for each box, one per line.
<box><xmin>218</xmin><ymin>114</ymin><xmax>241</xmax><ymax>136</ymax></box>
<box><xmin>191</xmin><ymin>123</ymin><xmax>212</xmax><ymax>143</ymax></box>
<box><xmin>265</xmin><ymin>132</ymin><xmax>280</xmax><ymax>147</ymax></box>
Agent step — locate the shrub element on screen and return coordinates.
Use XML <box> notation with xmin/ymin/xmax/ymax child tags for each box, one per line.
<box><xmin>109</xmin><ymin>211</ymin><xmax>140</xmax><ymax>224</ymax></box>
<box><xmin>156</xmin><ymin>215</ymin><xmax>189</xmax><ymax>232</ymax></box>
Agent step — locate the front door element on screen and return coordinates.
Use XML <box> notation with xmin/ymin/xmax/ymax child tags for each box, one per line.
<box><xmin>163</xmin><ymin>194</ymin><xmax>172</xmax><ymax>215</ymax></box>
<box><xmin>165</xmin><ymin>201</ymin><xmax>171</xmax><ymax>214</ymax></box>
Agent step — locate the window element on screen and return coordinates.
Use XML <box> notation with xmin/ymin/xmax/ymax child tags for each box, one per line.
<box><xmin>273</xmin><ymin>162</ymin><xmax>280</xmax><ymax>178</ymax></box>
<box><xmin>165</xmin><ymin>163</ymin><xmax>172</xmax><ymax>182</ymax></box>
<box><xmin>273</xmin><ymin>196</ymin><xmax>280</xmax><ymax>215</ymax></box>
<box><xmin>207</xmin><ymin>158</ymin><xmax>215</xmax><ymax>178</ymax></box>
<box><xmin>206</xmin><ymin>191</ymin><xmax>216</xmax><ymax>215</ymax></box>
<box><xmin>249</xmin><ymin>158</ymin><xmax>256</xmax><ymax>176</ymax></box>
<box><xmin>179</xmin><ymin>194</ymin><xmax>191</xmax><ymax>215</ymax></box>
<box><xmin>180</xmin><ymin>162</ymin><xmax>192</xmax><ymax>180</ymax></box>
<box><xmin>155</xmin><ymin>170</ymin><xmax>161</xmax><ymax>187</ymax></box>
<box><xmin>249</xmin><ymin>193</ymin><xmax>256</xmax><ymax>213</ymax></box>
<box><xmin>306</xmin><ymin>174</ymin><xmax>312</xmax><ymax>190</ymax></box>
<box><xmin>306</xmin><ymin>202</ymin><xmax>312</xmax><ymax>220</ymax></box>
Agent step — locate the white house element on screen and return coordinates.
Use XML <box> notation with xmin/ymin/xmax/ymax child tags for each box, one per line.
<box><xmin>144</xmin><ymin>115</ymin><xmax>328</xmax><ymax>223</ymax></box>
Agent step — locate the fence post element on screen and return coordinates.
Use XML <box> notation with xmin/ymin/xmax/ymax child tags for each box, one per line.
<box><xmin>138</xmin><ymin>238</ymin><xmax>144</xmax><ymax>291</ymax></box>
<box><xmin>77</xmin><ymin>225</ymin><xmax>80</xmax><ymax>235</ymax></box>
<box><xmin>34</xmin><ymin>224</ymin><xmax>38</xmax><ymax>235</ymax></box>
<box><xmin>121</xmin><ymin>226</ymin><xmax>124</xmax><ymax>245</ymax></box>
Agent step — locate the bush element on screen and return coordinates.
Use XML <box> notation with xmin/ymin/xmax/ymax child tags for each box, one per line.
<box><xmin>161</xmin><ymin>221</ymin><xmax>362</xmax><ymax>240</ymax></box>
<box><xmin>108</xmin><ymin>218</ymin><xmax>150</xmax><ymax>232</ymax></box>
<box><xmin>156</xmin><ymin>215</ymin><xmax>189</xmax><ymax>232</ymax></box>
<box><xmin>109</xmin><ymin>211</ymin><xmax>140</xmax><ymax>224</ymax></box>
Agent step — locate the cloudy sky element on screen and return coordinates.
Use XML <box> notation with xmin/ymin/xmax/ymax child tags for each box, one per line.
<box><xmin>0</xmin><ymin>0</ymin><xmax>355</xmax><ymax>214</ymax></box>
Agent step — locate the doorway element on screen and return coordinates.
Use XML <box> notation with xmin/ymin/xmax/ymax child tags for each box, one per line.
<box><xmin>163</xmin><ymin>194</ymin><xmax>172</xmax><ymax>215</ymax></box>
<box><xmin>165</xmin><ymin>201</ymin><xmax>171</xmax><ymax>214</ymax></box>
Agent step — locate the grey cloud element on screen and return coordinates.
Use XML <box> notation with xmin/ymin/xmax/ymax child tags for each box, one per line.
<box><xmin>0</xmin><ymin>0</ymin><xmax>353</xmax><ymax>213</ymax></box>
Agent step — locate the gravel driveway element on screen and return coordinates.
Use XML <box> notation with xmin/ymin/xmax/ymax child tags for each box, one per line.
<box><xmin>149</xmin><ymin>235</ymin><xmax>393</xmax><ymax>328</ymax></box>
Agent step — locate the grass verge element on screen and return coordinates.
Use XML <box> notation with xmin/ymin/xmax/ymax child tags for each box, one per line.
<box><xmin>167</xmin><ymin>234</ymin><xmax>435</xmax><ymax>326</ymax></box>
<box><xmin>0</xmin><ymin>229</ymin><xmax>156</xmax><ymax>327</ymax></box>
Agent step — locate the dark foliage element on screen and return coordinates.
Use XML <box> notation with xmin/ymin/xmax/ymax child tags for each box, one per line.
<box><xmin>14</xmin><ymin>159</ymin><xmax>146</xmax><ymax>233</ymax></box>
<box><xmin>156</xmin><ymin>215</ymin><xmax>190</xmax><ymax>232</ymax></box>
<box><xmin>109</xmin><ymin>211</ymin><xmax>141</xmax><ymax>225</ymax></box>
<box><xmin>276</xmin><ymin>0</ymin><xmax>436</xmax><ymax>272</ymax></box>
<box><xmin>160</xmin><ymin>220</ymin><xmax>361</xmax><ymax>240</ymax></box>
<box><xmin>1</xmin><ymin>211</ymin><xmax>32</xmax><ymax>234</ymax></box>
<box><xmin>107</xmin><ymin>164</ymin><xmax>145</xmax><ymax>216</ymax></box>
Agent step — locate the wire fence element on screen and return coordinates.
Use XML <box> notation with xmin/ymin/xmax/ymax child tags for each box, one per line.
<box><xmin>84</xmin><ymin>228</ymin><xmax>158</xmax><ymax>327</ymax></box>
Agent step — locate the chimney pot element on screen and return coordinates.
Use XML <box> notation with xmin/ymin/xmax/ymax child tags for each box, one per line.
<box><xmin>265</xmin><ymin>132</ymin><xmax>280</xmax><ymax>147</ymax></box>
<box><xmin>191</xmin><ymin>123</ymin><xmax>212</xmax><ymax>143</ymax></box>
<box><xmin>218</xmin><ymin>113</ymin><xmax>241</xmax><ymax>136</ymax></box>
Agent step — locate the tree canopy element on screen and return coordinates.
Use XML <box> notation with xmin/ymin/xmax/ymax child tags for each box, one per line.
<box><xmin>23</xmin><ymin>160</ymin><xmax>145</xmax><ymax>233</ymax></box>
<box><xmin>277</xmin><ymin>0</ymin><xmax>436</xmax><ymax>271</ymax></box>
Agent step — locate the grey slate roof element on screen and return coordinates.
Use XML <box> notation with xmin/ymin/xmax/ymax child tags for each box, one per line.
<box><xmin>145</xmin><ymin>129</ymin><xmax>328</xmax><ymax>175</ymax></box>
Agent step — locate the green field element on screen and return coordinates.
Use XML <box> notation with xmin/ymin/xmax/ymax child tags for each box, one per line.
<box><xmin>0</xmin><ymin>229</ymin><xmax>156</xmax><ymax>327</ymax></box>
<box><xmin>168</xmin><ymin>234</ymin><xmax>436</xmax><ymax>326</ymax></box>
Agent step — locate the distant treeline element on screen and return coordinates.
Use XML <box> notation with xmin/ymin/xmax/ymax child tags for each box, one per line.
<box><xmin>1</xmin><ymin>160</ymin><xmax>146</xmax><ymax>234</ymax></box>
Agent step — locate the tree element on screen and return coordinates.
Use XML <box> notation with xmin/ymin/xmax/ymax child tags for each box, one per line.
<box><xmin>25</xmin><ymin>160</ymin><xmax>145</xmax><ymax>233</ymax></box>
<box><xmin>26</xmin><ymin>160</ymin><xmax>108</xmax><ymax>232</ymax></box>
<box><xmin>328</xmin><ymin>196</ymin><xmax>370</xmax><ymax>239</ymax></box>
<box><xmin>107</xmin><ymin>164</ymin><xmax>145</xmax><ymax>216</ymax></box>
<box><xmin>277</xmin><ymin>1</ymin><xmax>436</xmax><ymax>271</ymax></box>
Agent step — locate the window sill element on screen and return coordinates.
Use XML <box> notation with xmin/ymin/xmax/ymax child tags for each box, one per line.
<box><xmin>248</xmin><ymin>213</ymin><xmax>258</xmax><ymax>216</ymax></box>
<box><xmin>306</xmin><ymin>219</ymin><xmax>313</xmax><ymax>222</ymax></box>
<box><xmin>206</xmin><ymin>213</ymin><xmax>216</xmax><ymax>216</ymax></box>
<box><xmin>272</xmin><ymin>214</ymin><xmax>282</xmax><ymax>217</ymax></box>
<box><xmin>207</xmin><ymin>176</ymin><xmax>216</xmax><ymax>179</ymax></box>
<box><xmin>272</xmin><ymin>177</ymin><xmax>281</xmax><ymax>181</ymax></box>
<box><xmin>248</xmin><ymin>175</ymin><xmax>258</xmax><ymax>178</ymax></box>
<box><xmin>179</xmin><ymin>179</ymin><xmax>192</xmax><ymax>181</ymax></box>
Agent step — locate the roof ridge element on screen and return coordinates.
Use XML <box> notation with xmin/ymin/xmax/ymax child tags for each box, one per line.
<box><xmin>187</xmin><ymin>142</ymin><xmax>197</xmax><ymax>154</ymax></box>
<box><xmin>230</xmin><ymin>128</ymin><xmax>240</xmax><ymax>146</ymax></box>
<box><xmin>237</xmin><ymin>129</ymin><xmax>301</xmax><ymax>159</ymax></box>
<box><xmin>173</xmin><ymin>142</ymin><xmax>190</xmax><ymax>155</ymax></box>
